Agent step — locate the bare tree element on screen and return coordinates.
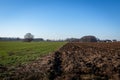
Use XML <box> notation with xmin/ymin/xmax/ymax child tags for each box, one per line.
<box><xmin>24</xmin><ymin>33</ymin><xmax>34</xmax><ymax>42</ymax></box>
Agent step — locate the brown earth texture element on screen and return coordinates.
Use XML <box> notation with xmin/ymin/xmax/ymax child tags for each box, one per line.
<box><xmin>1</xmin><ymin>42</ymin><xmax>120</xmax><ymax>80</ymax></box>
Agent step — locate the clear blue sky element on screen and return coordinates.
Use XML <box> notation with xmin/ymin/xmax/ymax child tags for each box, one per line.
<box><xmin>0</xmin><ymin>0</ymin><xmax>120</xmax><ymax>40</ymax></box>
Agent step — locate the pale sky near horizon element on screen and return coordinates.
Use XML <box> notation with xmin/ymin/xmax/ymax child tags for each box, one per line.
<box><xmin>0</xmin><ymin>0</ymin><xmax>120</xmax><ymax>40</ymax></box>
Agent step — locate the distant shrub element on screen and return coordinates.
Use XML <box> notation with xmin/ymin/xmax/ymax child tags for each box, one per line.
<box><xmin>80</xmin><ymin>35</ymin><xmax>97</xmax><ymax>42</ymax></box>
<box><xmin>24</xmin><ymin>33</ymin><xmax>34</xmax><ymax>42</ymax></box>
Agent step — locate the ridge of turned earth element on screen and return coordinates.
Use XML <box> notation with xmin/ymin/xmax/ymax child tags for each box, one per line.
<box><xmin>1</xmin><ymin>42</ymin><xmax>120</xmax><ymax>80</ymax></box>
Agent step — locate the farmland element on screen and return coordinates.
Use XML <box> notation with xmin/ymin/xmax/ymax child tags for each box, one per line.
<box><xmin>0</xmin><ymin>42</ymin><xmax>120</xmax><ymax>80</ymax></box>
<box><xmin>0</xmin><ymin>41</ymin><xmax>66</xmax><ymax>66</ymax></box>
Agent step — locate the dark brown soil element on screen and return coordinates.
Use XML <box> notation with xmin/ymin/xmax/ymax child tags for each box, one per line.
<box><xmin>1</xmin><ymin>42</ymin><xmax>120</xmax><ymax>80</ymax></box>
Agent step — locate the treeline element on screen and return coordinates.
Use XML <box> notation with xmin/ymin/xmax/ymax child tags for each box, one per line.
<box><xmin>0</xmin><ymin>36</ymin><xmax>118</xmax><ymax>42</ymax></box>
<box><xmin>66</xmin><ymin>36</ymin><xmax>118</xmax><ymax>42</ymax></box>
<box><xmin>0</xmin><ymin>37</ymin><xmax>63</xmax><ymax>42</ymax></box>
<box><xmin>0</xmin><ymin>37</ymin><xmax>21</xmax><ymax>41</ymax></box>
<box><xmin>0</xmin><ymin>37</ymin><xmax>44</xmax><ymax>41</ymax></box>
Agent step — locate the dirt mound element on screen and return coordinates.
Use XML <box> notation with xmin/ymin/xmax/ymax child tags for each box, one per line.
<box><xmin>1</xmin><ymin>42</ymin><xmax>120</xmax><ymax>80</ymax></box>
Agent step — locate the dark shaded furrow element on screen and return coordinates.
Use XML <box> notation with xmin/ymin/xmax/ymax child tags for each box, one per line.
<box><xmin>48</xmin><ymin>51</ymin><xmax>62</xmax><ymax>80</ymax></box>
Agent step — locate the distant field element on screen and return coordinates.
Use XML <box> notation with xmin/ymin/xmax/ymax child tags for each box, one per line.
<box><xmin>0</xmin><ymin>41</ymin><xmax>66</xmax><ymax>66</ymax></box>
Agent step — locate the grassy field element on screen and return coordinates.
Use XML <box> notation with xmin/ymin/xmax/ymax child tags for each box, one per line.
<box><xmin>0</xmin><ymin>41</ymin><xmax>66</xmax><ymax>66</ymax></box>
